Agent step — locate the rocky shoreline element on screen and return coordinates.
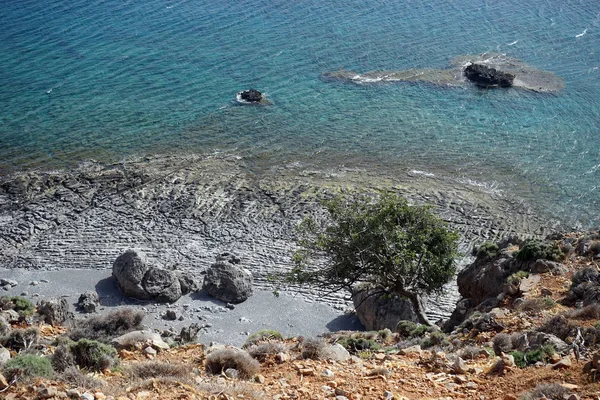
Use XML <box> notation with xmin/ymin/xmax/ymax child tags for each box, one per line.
<box><xmin>0</xmin><ymin>153</ymin><xmax>549</xmax><ymax>324</ymax></box>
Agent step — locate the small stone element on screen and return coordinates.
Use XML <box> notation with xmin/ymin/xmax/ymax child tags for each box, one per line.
<box><xmin>326</xmin><ymin>380</ymin><xmax>338</xmax><ymax>388</ymax></box>
<box><xmin>66</xmin><ymin>389</ymin><xmax>81</xmax><ymax>399</ymax></box>
<box><xmin>453</xmin><ymin>357</ymin><xmax>468</xmax><ymax>374</ymax></box>
<box><xmin>321</xmin><ymin>368</ymin><xmax>335</xmax><ymax>378</ymax></box>
<box><xmin>37</xmin><ymin>386</ymin><xmax>59</xmax><ymax>399</ymax></box>
<box><xmin>29</xmin><ymin>281</ymin><xmax>39</xmax><ymax>286</ymax></box>
<box><xmin>383</xmin><ymin>391</ymin><xmax>394</xmax><ymax>400</ymax></box>
<box><xmin>541</xmin><ymin>287</ymin><xmax>553</xmax><ymax>296</ymax></box>
<box><xmin>335</xmin><ymin>397</ymin><xmax>349</xmax><ymax>400</ymax></box>
<box><xmin>254</xmin><ymin>374</ymin><xmax>265</xmax><ymax>384</ymax></box>
<box><xmin>135</xmin><ymin>391</ymin><xmax>152</xmax><ymax>400</ymax></box>
<box><xmin>0</xmin><ymin>373</ymin><xmax>9</xmax><ymax>390</ymax></box>
<box><xmin>466</xmin><ymin>382</ymin><xmax>478</xmax><ymax>389</ymax></box>
<box><xmin>299</xmin><ymin>368</ymin><xmax>315</xmax><ymax>376</ymax></box>
<box><xmin>0</xmin><ymin>347</ymin><xmax>11</xmax><ymax>366</ymax></box>
<box><xmin>398</xmin><ymin>345</ymin><xmax>422</xmax><ymax>355</ymax></box>
<box><xmin>0</xmin><ymin>279</ymin><xmax>17</xmax><ymax>287</ymax></box>
<box><xmin>226</xmin><ymin>303</ymin><xmax>235</xmax><ymax>310</ymax></box>
<box><xmin>560</xmin><ymin>383</ymin><xmax>579</xmax><ymax>391</ymax></box>
<box><xmin>94</xmin><ymin>393</ymin><xmax>107</xmax><ymax>400</ymax></box>
<box><xmin>275</xmin><ymin>352</ymin><xmax>290</xmax><ymax>363</ymax></box>
<box><xmin>143</xmin><ymin>346</ymin><xmax>157</xmax><ymax>356</ymax></box>
<box><xmin>225</xmin><ymin>368</ymin><xmax>239</xmax><ymax>379</ymax></box>
<box><xmin>40</xmin><ymin>279</ymin><xmax>49</xmax><ymax>283</ymax></box>
<box><xmin>566</xmin><ymin>395</ymin><xmax>580</xmax><ymax>400</ymax></box>
<box><xmin>552</xmin><ymin>357</ymin><xmax>572</xmax><ymax>369</ymax></box>
<box><xmin>80</xmin><ymin>393</ymin><xmax>95</xmax><ymax>400</ymax></box>
<box><xmin>164</xmin><ymin>310</ymin><xmax>177</xmax><ymax>321</ymax></box>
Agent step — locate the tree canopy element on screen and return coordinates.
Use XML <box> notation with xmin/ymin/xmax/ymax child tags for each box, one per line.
<box><xmin>287</xmin><ymin>192</ymin><xmax>460</xmax><ymax>326</ymax></box>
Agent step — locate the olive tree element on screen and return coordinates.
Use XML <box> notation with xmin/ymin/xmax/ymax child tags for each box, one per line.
<box><xmin>287</xmin><ymin>192</ymin><xmax>459</xmax><ymax>326</ymax></box>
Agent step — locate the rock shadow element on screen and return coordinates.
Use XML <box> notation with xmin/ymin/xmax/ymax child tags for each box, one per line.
<box><xmin>326</xmin><ymin>313</ymin><xmax>364</xmax><ymax>332</ymax></box>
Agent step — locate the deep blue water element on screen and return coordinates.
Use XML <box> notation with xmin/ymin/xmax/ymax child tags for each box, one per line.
<box><xmin>1</xmin><ymin>0</ymin><xmax>599</xmax><ymax>228</ymax></box>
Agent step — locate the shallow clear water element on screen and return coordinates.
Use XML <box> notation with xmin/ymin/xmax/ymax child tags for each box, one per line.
<box><xmin>1</xmin><ymin>0</ymin><xmax>599</xmax><ymax>227</ymax></box>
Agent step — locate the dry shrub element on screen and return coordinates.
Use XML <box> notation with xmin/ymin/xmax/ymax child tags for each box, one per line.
<box><xmin>68</xmin><ymin>308</ymin><xmax>145</xmax><ymax>343</ymax></box>
<box><xmin>51</xmin><ymin>343</ymin><xmax>76</xmax><ymax>372</ymax></box>
<box><xmin>247</xmin><ymin>342</ymin><xmax>286</xmax><ymax>362</ymax></box>
<box><xmin>492</xmin><ymin>333</ymin><xmax>513</xmax><ymax>355</ymax></box>
<box><xmin>517</xmin><ymin>297</ymin><xmax>556</xmax><ymax>313</ymax></box>
<box><xmin>459</xmin><ymin>345</ymin><xmax>484</xmax><ymax>360</ymax></box>
<box><xmin>196</xmin><ymin>380</ymin><xmax>264</xmax><ymax>399</ymax></box>
<box><xmin>538</xmin><ymin>315</ymin><xmax>576</xmax><ymax>341</ymax></box>
<box><xmin>367</xmin><ymin>367</ymin><xmax>391</xmax><ymax>377</ymax></box>
<box><xmin>69</xmin><ymin>339</ymin><xmax>118</xmax><ymax>372</ymax></box>
<box><xmin>243</xmin><ymin>330</ymin><xmax>284</xmax><ymax>348</ymax></box>
<box><xmin>567</xmin><ymin>303</ymin><xmax>600</xmax><ymax>320</ymax></box>
<box><xmin>126</xmin><ymin>361</ymin><xmax>189</xmax><ymax>380</ymax></box>
<box><xmin>1</xmin><ymin>327</ymin><xmax>39</xmax><ymax>351</ymax></box>
<box><xmin>205</xmin><ymin>348</ymin><xmax>259</xmax><ymax>379</ymax></box>
<box><xmin>521</xmin><ymin>382</ymin><xmax>572</xmax><ymax>400</ymax></box>
<box><xmin>301</xmin><ymin>338</ymin><xmax>328</xmax><ymax>360</ymax></box>
<box><xmin>58</xmin><ymin>366</ymin><xmax>104</xmax><ymax>389</ymax></box>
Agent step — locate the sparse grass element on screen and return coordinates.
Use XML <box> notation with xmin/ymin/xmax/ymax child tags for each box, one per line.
<box><xmin>517</xmin><ymin>297</ymin><xmax>556</xmax><ymax>313</ymax></box>
<box><xmin>243</xmin><ymin>330</ymin><xmax>284</xmax><ymax>348</ymax></box>
<box><xmin>510</xmin><ymin>345</ymin><xmax>554</xmax><ymax>368</ymax></box>
<box><xmin>2</xmin><ymin>354</ymin><xmax>54</xmax><ymax>381</ymax></box>
<box><xmin>58</xmin><ymin>366</ymin><xmax>104</xmax><ymax>389</ymax></box>
<box><xmin>205</xmin><ymin>348</ymin><xmax>259</xmax><ymax>379</ymax></box>
<box><xmin>247</xmin><ymin>342</ymin><xmax>286</xmax><ymax>362</ymax></box>
<box><xmin>68</xmin><ymin>308</ymin><xmax>145</xmax><ymax>343</ymax></box>
<box><xmin>567</xmin><ymin>303</ymin><xmax>600</xmax><ymax>320</ymax></box>
<box><xmin>300</xmin><ymin>338</ymin><xmax>328</xmax><ymax>360</ymax></box>
<box><xmin>126</xmin><ymin>361</ymin><xmax>189</xmax><ymax>380</ymax></box>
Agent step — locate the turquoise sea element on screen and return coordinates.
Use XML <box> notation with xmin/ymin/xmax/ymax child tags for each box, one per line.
<box><xmin>1</xmin><ymin>0</ymin><xmax>599</xmax><ymax>228</ymax></box>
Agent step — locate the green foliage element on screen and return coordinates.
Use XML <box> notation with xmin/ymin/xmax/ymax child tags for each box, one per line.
<box><xmin>476</xmin><ymin>242</ymin><xmax>499</xmax><ymax>260</ymax></box>
<box><xmin>69</xmin><ymin>339</ymin><xmax>118</xmax><ymax>372</ymax></box>
<box><xmin>510</xmin><ymin>345</ymin><xmax>555</xmax><ymax>368</ymax></box>
<box><xmin>243</xmin><ymin>330</ymin><xmax>284</xmax><ymax>348</ymax></box>
<box><xmin>396</xmin><ymin>320</ymin><xmax>434</xmax><ymax>338</ymax></box>
<box><xmin>3</xmin><ymin>354</ymin><xmax>53</xmax><ymax>381</ymax></box>
<box><xmin>420</xmin><ymin>331</ymin><xmax>449</xmax><ymax>349</ymax></box>
<box><xmin>339</xmin><ymin>337</ymin><xmax>381</xmax><ymax>354</ymax></box>
<box><xmin>516</xmin><ymin>239</ymin><xmax>564</xmax><ymax>262</ymax></box>
<box><xmin>0</xmin><ymin>296</ymin><xmax>35</xmax><ymax>317</ymax></box>
<box><xmin>287</xmin><ymin>192</ymin><xmax>459</xmax><ymax>325</ymax></box>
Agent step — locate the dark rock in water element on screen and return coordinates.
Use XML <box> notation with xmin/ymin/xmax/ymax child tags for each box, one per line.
<box><xmin>77</xmin><ymin>291</ymin><xmax>99</xmax><ymax>313</ymax></box>
<box><xmin>203</xmin><ymin>253</ymin><xmax>253</xmax><ymax>304</ymax></box>
<box><xmin>37</xmin><ymin>297</ymin><xmax>73</xmax><ymax>325</ymax></box>
<box><xmin>352</xmin><ymin>285</ymin><xmax>418</xmax><ymax>330</ymax></box>
<box><xmin>238</xmin><ymin>89</ymin><xmax>263</xmax><ymax>103</ymax></box>
<box><xmin>463</xmin><ymin>63</ymin><xmax>514</xmax><ymax>88</ymax></box>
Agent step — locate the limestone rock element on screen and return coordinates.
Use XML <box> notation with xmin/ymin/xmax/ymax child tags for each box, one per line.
<box><xmin>112</xmin><ymin>330</ymin><xmax>170</xmax><ymax>350</ymax></box>
<box><xmin>0</xmin><ymin>347</ymin><xmax>10</xmax><ymax>367</ymax></box>
<box><xmin>112</xmin><ymin>250</ymin><xmax>150</xmax><ymax>300</ymax></box>
<box><xmin>77</xmin><ymin>291</ymin><xmax>99</xmax><ymax>313</ymax></box>
<box><xmin>325</xmin><ymin>343</ymin><xmax>351</xmax><ymax>362</ymax></box>
<box><xmin>203</xmin><ymin>253</ymin><xmax>253</xmax><ymax>304</ymax></box>
<box><xmin>352</xmin><ymin>286</ymin><xmax>417</xmax><ymax>331</ymax></box>
<box><xmin>37</xmin><ymin>297</ymin><xmax>73</xmax><ymax>325</ymax></box>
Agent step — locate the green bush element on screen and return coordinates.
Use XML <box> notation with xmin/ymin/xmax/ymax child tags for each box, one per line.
<box><xmin>3</xmin><ymin>354</ymin><xmax>53</xmax><ymax>381</ymax></box>
<box><xmin>396</xmin><ymin>320</ymin><xmax>434</xmax><ymax>338</ymax></box>
<box><xmin>516</xmin><ymin>239</ymin><xmax>564</xmax><ymax>262</ymax></box>
<box><xmin>69</xmin><ymin>339</ymin><xmax>118</xmax><ymax>372</ymax></box>
<box><xmin>476</xmin><ymin>242</ymin><xmax>499</xmax><ymax>260</ymax></box>
<box><xmin>338</xmin><ymin>337</ymin><xmax>381</xmax><ymax>354</ymax></box>
<box><xmin>0</xmin><ymin>296</ymin><xmax>35</xmax><ymax>317</ymax></box>
<box><xmin>509</xmin><ymin>345</ymin><xmax>554</xmax><ymax>368</ymax></box>
<box><xmin>420</xmin><ymin>331</ymin><xmax>449</xmax><ymax>349</ymax></box>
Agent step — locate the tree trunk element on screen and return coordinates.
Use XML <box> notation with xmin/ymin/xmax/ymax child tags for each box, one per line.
<box><xmin>398</xmin><ymin>289</ymin><xmax>434</xmax><ymax>327</ymax></box>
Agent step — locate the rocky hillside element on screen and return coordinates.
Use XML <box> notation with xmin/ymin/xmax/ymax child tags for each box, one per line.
<box><xmin>1</xmin><ymin>232</ymin><xmax>600</xmax><ymax>399</ymax></box>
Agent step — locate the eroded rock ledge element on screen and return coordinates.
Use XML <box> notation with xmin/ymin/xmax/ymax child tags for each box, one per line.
<box><xmin>0</xmin><ymin>154</ymin><xmax>548</xmax><ymax>315</ymax></box>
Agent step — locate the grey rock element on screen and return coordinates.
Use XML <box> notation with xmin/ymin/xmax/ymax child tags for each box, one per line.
<box><xmin>0</xmin><ymin>279</ymin><xmax>17</xmax><ymax>287</ymax></box>
<box><xmin>112</xmin><ymin>250</ymin><xmax>150</xmax><ymax>300</ymax></box>
<box><xmin>203</xmin><ymin>255</ymin><xmax>253</xmax><ymax>304</ymax></box>
<box><xmin>77</xmin><ymin>291</ymin><xmax>99</xmax><ymax>313</ymax></box>
<box><xmin>112</xmin><ymin>330</ymin><xmax>170</xmax><ymax>350</ymax></box>
<box><xmin>0</xmin><ymin>316</ymin><xmax>10</xmax><ymax>335</ymax></box>
<box><xmin>0</xmin><ymin>309</ymin><xmax>19</xmax><ymax>322</ymax></box>
<box><xmin>164</xmin><ymin>310</ymin><xmax>178</xmax><ymax>321</ymax></box>
<box><xmin>0</xmin><ymin>346</ymin><xmax>10</xmax><ymax>367</ymax></box>
<box><xmin>177</xmin><ymin>274</ymin><xmax>199</xmax><ymax>296</ymax></box>
<box><xmin>179</xmin><ymin>323</ymin><xmax>201</xmax><ymax>343</ymax></box>
<box><xmin>352</xmin><ymin>286</ymin><xmax>417</xmax><ymax>331</ymax></box>
<box><xmin>142</xmin><ymin>267</ymin><xmax>182</xmax><ymax>303</ymax></box>
<box><xmin>531</xmin><ymin>259</ymin><xmax>568</xmax><ymax>275</ymax></box>
<box><xmin>325</xmin><ymin>343</ymin><xmax>351</xmax><ymax>362</ymax></box>
<box><xmin>37</xmin><ymin>297</ymin><xmax>74</xmax><ymax>325</ymax></box>
<box><xmin>512</xmin><ymin>331</ymin><xmax>569</xmax><ymax>354</ymax></box>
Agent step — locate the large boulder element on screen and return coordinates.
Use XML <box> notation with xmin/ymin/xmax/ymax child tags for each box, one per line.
<box><xmin>464</xmin><ymin>63</ymin><xmax>514</xmax><ymax>88</ymax></box>
<box><xmin>37</xmin><ymin>297</ymin><xmax>74</xmax><ymax>325</ymax></box>
<box><xmin>77</xmin><ymin>291</ymin><xmax>100</xmax><ymax>313</ymax></box>
<box><xmin>352</xmin><ymin>286</ymin><xmax>418</xmax><ymax>331</ymax></box>
<box><xmin>113</xmin><ymin>250</ymin><xmax>150</xmax><ymax>300</ymax></box>
<box><xmin>112</xmin><ymin>250</ymin><xmax>183</xmax><ymax>303</ymax></box>
<box><xmin>203</xmin><ymin>253</ymin><xmax>253</xmax><ymax>304</ymax></box>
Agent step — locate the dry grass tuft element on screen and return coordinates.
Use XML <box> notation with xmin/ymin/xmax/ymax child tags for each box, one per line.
<box><xmin>58</xmin><ymin>366</ymin><xmax>104</xmax><ymax>389</ymax></box>
<box><xmin>126</xmin><ymin>361</ymin><xmax>190</xmax><ymax>380</ymax></box>
<box><xmin>205</xmin><ymin>348</ymin><xmax>259</xmax><ymax>379</ymax></box>
<box><xmin>68</xmin><ymin>308</ymin><xmax>145</xmax><ymax>343</ymax></box>
<box><xmin>247</xmin><ymin>342</ymin><xmax>286</xmax><ymax>362</ymax></box>
<box><xmin>300</xmin><ymin>337</ymin><xmax>328</xmax><ymax>360</ymax></box>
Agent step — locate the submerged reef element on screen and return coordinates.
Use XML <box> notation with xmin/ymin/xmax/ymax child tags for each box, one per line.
<box><xmin>323</xmin><ymin>53</ymin><xmax>565</xmax><ymax>93</ymax></box>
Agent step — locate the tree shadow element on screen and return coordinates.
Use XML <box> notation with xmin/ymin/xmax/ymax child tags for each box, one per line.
<box><xmin>326</xmin><ymin>313</ymin><xmax>364</xmax><ymax>332</ymax></box>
